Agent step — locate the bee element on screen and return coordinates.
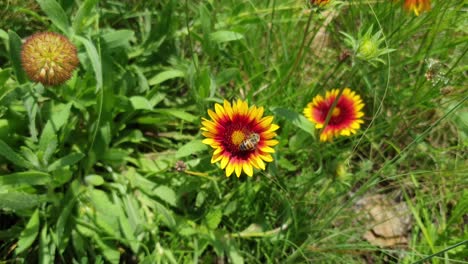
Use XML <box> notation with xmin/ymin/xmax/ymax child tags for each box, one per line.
<box><xmin>239</xmin><ymin>133</ymin><xmax>260</xmax><ymax>151</ymax></box>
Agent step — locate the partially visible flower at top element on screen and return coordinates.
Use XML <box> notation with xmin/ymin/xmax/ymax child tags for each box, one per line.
<box><xmin>404</xmin><ymin>0</ymin><xmax>431</xmax><ymax>16</ymax></box>
<box><xmin>201</xmin><ymin>100</ymin><xmax>279</xmax><ymax>177</ymax></box>
<box><xmin>21</xmin><ymin>32</ymin><xmax>79</xmax><ymax>86</ymax></box>
<box><xmin>341</xmin><ymin>26</ymin><xmax>395</xmax><ymax>66</ymax></box>
<box><xmin>310</xmin><ymin>0</ymin><xmax>330</xmax><ymax>6</ymax></box>
<box><xmin>303</xmin><ymin>88</ymin><xmax>364</xmax><ymax>142</ymax></box>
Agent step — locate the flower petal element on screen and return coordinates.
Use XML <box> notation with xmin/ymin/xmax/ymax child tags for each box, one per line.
<box><xmin>234</xmin><ymin>162</ymin><xmax>242</xmax><ymax>177</ymax></box>
<box><xmin>220</xmin><ymin>155</ymin><xmax>230</xmax><ymax>169</ymax></box>
<box><xmin>243</xmin><ymin>162</ymin><xmax>253</xmax><ymax>177</ymax></box>
<box><xmin>226</xmin><ymin>162</ymin><xmax>235</xmax><ymax>177</ymax></box>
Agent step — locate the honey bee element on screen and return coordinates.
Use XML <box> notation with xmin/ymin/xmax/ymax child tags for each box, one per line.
<box><xmin>239</xmin><ymin>133</ymin><xmax>260</xmax><ymax>151</ymax></box>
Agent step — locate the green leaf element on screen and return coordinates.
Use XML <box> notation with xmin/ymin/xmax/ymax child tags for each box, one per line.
<box><xmin>84</xmin><ymin>175</ymin><xmax>104</xmax><ymax>186</ymax></box>
<box><xmin>148</xmin><ymin>69</ymin><xmax>185</xmax><ymax>86</ymax></box>
<box><xmin>0</xmin><ymin>68</ymin><xmax>11</xmax><ymax>87</ymax></box>
<box><xmin>102</xmin><ymin>30</ymin><xmax>134</xmax><ymax>50</ymax></box>
<box><xmin>15</xmin><ymin>209</ymin><xmax>40</xmax><ymax>254</ymax></box>
<box><xmin>0</xmin><ymin>29</ymin><xmax>8</xmax><ymax>40</ymax></box>
<box><xmin>271</xmin><ymin>107</ymin><xmax>315</xmax><ymax>136</ymax></box>
<box><xmin>153</xmin><ymin>109</ymin><xmax>197</xmax><ymax>123</ymax></box>
<box><xmin>155</xmin><ymin>202</ymin><xmax>176</xmax><ymax>228</ymax></box>
<box><xmin>447</xmin><ymin>190</ymin><xmax>468</xmax><ymax>226</ymax></box>
<box><xmin>227</xmin><ymin>242</ymin><xmax>244</xmax><ymax>264</ymax></box>
<box><xmin>41</xmin><ymin>138</ymin><xmax>58</xmax><ymax>165</ymax></box>
<box><xmin>94</xmin><ymin>236</ymin><xmax>120</xmax><ymax>264</ymax></box>
<box><xmin>132</xmin><ymin>66</ymin><xmax>149</xmax><ymax>93</ymax></box>
<box><xmin>176</xmin><ymin>140</ymin><xmax>208</xmax><ymax>158</ymax></box>
<box><xmin>23</xmin><ymin>90</ymin><xmax>39</xmax><ymax>141</ymax></box>
<box><xmin>56</xmin><ymin>186</ymin><xmax>81</xmax><ymax>253</ymax></box>
<box><xmin>20</xmin><ymin>146</ymin><xmax>40</xmax><ymax>168</ymax></box>
<box><xmin>47</xmin><ymin>152</ymin><xmax>85</xmax><ymax>172</ymax></box>
<box><xmin>73</xmin><ymin>0</ymin><xmax>99</xmax><ymax>33</ymax></box>
<box><xmin>0</xmin><ymin>119</ymin><xmax>10</xmax><ymax>141</ymax></box>
<box><xmin>39</xmin><ymin>226</ymin><xmax>55</xmax><ymax>264</ymax></box>
<box><xmin>119</xmin><ymin>210</ymin><xmax>138</xmax><ymax>253</ymax></box>
<box><xmin>0</xmin><ymin>171</ymin><xmax>50</xmax><ymax>186</ymax></box>
<box><xmin>0</xmin><ymin>140</ymin><xmax>34</xmax><ymax>169</ymax></box>
<box><xmin>278</xmin><ymin>158</ymin><xmax>298</xmax><ymax>171</ymax></box>
<box><xmin>36</xmin><ymin>0</ymin><xmax>70</xmax><ymax>35</ymax></box>
<box><xmin>8</xmin><ymin>30</ymin><xmax>27</xmax><ymax>84</ymax></box>
<box><xmin>39</xmin><ymin>103</ymin><xmax>72</xmax><ymax>161</ymax></box>
<box><xmin>0</xmin><ymin>193</ymin><xmax>44</xmax><ymax>211</ymax></box>
<box><xmin>153</xmin><ymin>186</ymin><xmax>177</xmax><ymax>207</ymax></box>
<box><xmin>40</xmin><ymin>103</ymin><xmax>72</xmax><ymax>140</ymax></box>
<box><xmin>210</xmin><ymin>31</ymin><xmax>244</xmax><ymax>43</ymax></box>
<box><xmin>75</xmin><ymin>36</ymin><xmax>102</xmax><ymax>91</ymax></box>
<box><xmin>130</xmin><ymin>96</ymin><xmax>153</xmax><ymax>110</ymax></box>
<box><xmin>205</xmin><ymin>208</ymin><xmax>222</xmax><ymax>229</ymax></box>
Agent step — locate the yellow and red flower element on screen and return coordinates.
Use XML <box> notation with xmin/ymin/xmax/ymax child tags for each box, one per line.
<box><xmin>304</xmin><ymin>88</ymin><xmax>364</xmax><ymax>142</ymax></box>
<box><xmin>201</xmin><ymin>100</ymin><xmax>279</xmax><ymax>177</ymax></box>
<box><xmin>403</xmin><ymin>0</ymin><xmax>431</xmax><ymax>16</ymax></box>
<box><xmin>310</xmin><ymin>0</ymin><xmax>330</xmax><ymax>5</ymax></box>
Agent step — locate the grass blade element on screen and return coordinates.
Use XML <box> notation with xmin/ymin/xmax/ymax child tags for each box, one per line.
<box><xmin>36</xmin><ymin>0</ymin><xmax>70</xmax><ymax>35</ymax></box>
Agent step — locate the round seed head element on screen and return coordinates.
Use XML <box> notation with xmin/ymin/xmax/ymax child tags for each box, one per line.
<box><xmin>21</xmin><ymin>32</ymin><xmax>79</xmax><ymax>86</ymax></box>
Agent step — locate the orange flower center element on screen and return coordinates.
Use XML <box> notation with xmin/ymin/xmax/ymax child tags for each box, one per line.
<box><xmin>332</xmin><ymin>107</ymin><xmax>341</xmax><ymax>117</ymax></box>
<box><xmin>231</xmin><ymin>130</ymin><xmax>246</xmax><ymax>146</ymax></box>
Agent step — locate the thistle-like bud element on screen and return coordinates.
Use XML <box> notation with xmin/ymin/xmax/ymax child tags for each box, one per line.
<box><xmin>358</xmin><ymin>38</ymin><xmax>379</xmax><ymax>60</ymax></box>
<box><xmin>341</xmin><ymin>26</ymin><xmax>395</xmax><ymax>66</ymax></box>
<box><xmin>21</xmin><ymin>32</ymin><xmax>79</xmax><ymax>86</ymax></box>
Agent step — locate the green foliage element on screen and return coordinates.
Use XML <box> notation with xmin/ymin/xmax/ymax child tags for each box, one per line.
<box><xmin>0</xmin><ymin>0</ymin><xmax>467</xmax><ymax>263</ymax></box>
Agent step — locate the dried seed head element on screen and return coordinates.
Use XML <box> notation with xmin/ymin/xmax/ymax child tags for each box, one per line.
<box><xmin>339</xmin><ymin>50</ymin><xmax>351</xmax><ymax>62</ymax></box>
<box><xmin>21</xmin><ymin>32</ymin><xmax>79</xmax><ymax>86</ymax></box>
<box><xmin>175</xmin><ymin>160</ymin><xmax>187</xmax><ymax>172</ymax></box>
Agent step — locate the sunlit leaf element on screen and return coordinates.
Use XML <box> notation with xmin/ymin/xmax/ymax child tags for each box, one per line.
<box><xmin>205</xmin><ymin>208</ymin><xmax>222</xmax><ymax>229</ymax></box>
<box><xmin>0</xmin><ymin>171</ymin><xmax>50</xmax><ymax>186</ymax></box>
<box><xmin>130</xmin><ymin>96</ymin><xmax>153</xmax><ymax>110</ymax></box>
<box><xmin>47</xmin><ymin>152</ymin><xmax>85</xmax><ymax>172</ymax></box>
<box><xmin>148</xmin><ymin>69</ymin><xmax>185</xmax><ymax>86</ymax></box>
<box><xmin>153</xmin><ymin>109</ymin><xmax>197</xmax><ymax>123</ymax></box>
<box><xmin>176</xmin><ymin>139</ymin><xmax>208</xmax><ymax>158</ymax></box>
<box><xmin>73</xmin><ymin>0</ymin><xmax>99</xmax><ymax>33</ymax></box>
<box><xmin>16</xmin><ymin>209</ymin><xmax>40</xmax><ymax>254</ymax></box>
<box><xmin>8</xmin><ymin>30</ymin><xmax>27</xmax><ymax>84</ymax></box>
<box><xmin>0</xmin><ymin>193</ymin><xmax>44</xmax><ymax>211</ymax></box>
<box><xmin>37</xmin><ymin>0</ymin><xmax>70</xmax><ymax>35</ymax></box>
<box><xmin>75</xmin><ymin>36</ymin><xmax>102</xmax><ymax>90</ymax></box>
<box><xmin>0</xmin><ymin>140</ymin><xmax>34</xmax><ymax>169</ymax></box>
<box><xmin>102</xmin><ymin>30</ymin><xmax>134</xmax><ymax>49</ymax></box>
<box><xmin>210</xmin><ymin>30</ymin><xmax>244</xmax><ymax>43</ymax></box>
<box><xmin>153</xmin><ymin>185</ymin><xmax>177</xmax><ymax>207</ymax></box>
<box><xmin>271</xmin><ymin>107</ymin><xmax>315</xmax><ymax>136</ymax></box>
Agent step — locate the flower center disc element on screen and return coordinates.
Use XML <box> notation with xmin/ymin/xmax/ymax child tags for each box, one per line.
<box><xmin>231</xmin><ymin>130</ymin><xmax>246</xmax><ymax>146</ymax></box>
<box><xmin>332</xmin><ymin>107</ymin><xmax>341</xmax><ymax>117</ymax></box>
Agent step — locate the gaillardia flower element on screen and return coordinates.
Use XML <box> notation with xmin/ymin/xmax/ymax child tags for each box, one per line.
<box><xmin>304</xmin><ymin>88</ymin><xmax>364</xmax><ymax>141</ymax></box>
<box><xmin>21</xmin><ymin>32</ymin><xmax>79</xmax><ymax>86</ymax></box>
<box><xmin>404</xmin><ymin>0</ymin><xmax>431</xmax><ymax>16</ymax></box>
<box><xmin>310</xmin><ymin>0</ymin><xmax>330</xmax><ymax>6</ymax></box>
<box><xmin>201</xmin><ymin>100</ymin><xmax>279</xmax><ymax>177</ymax></box>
